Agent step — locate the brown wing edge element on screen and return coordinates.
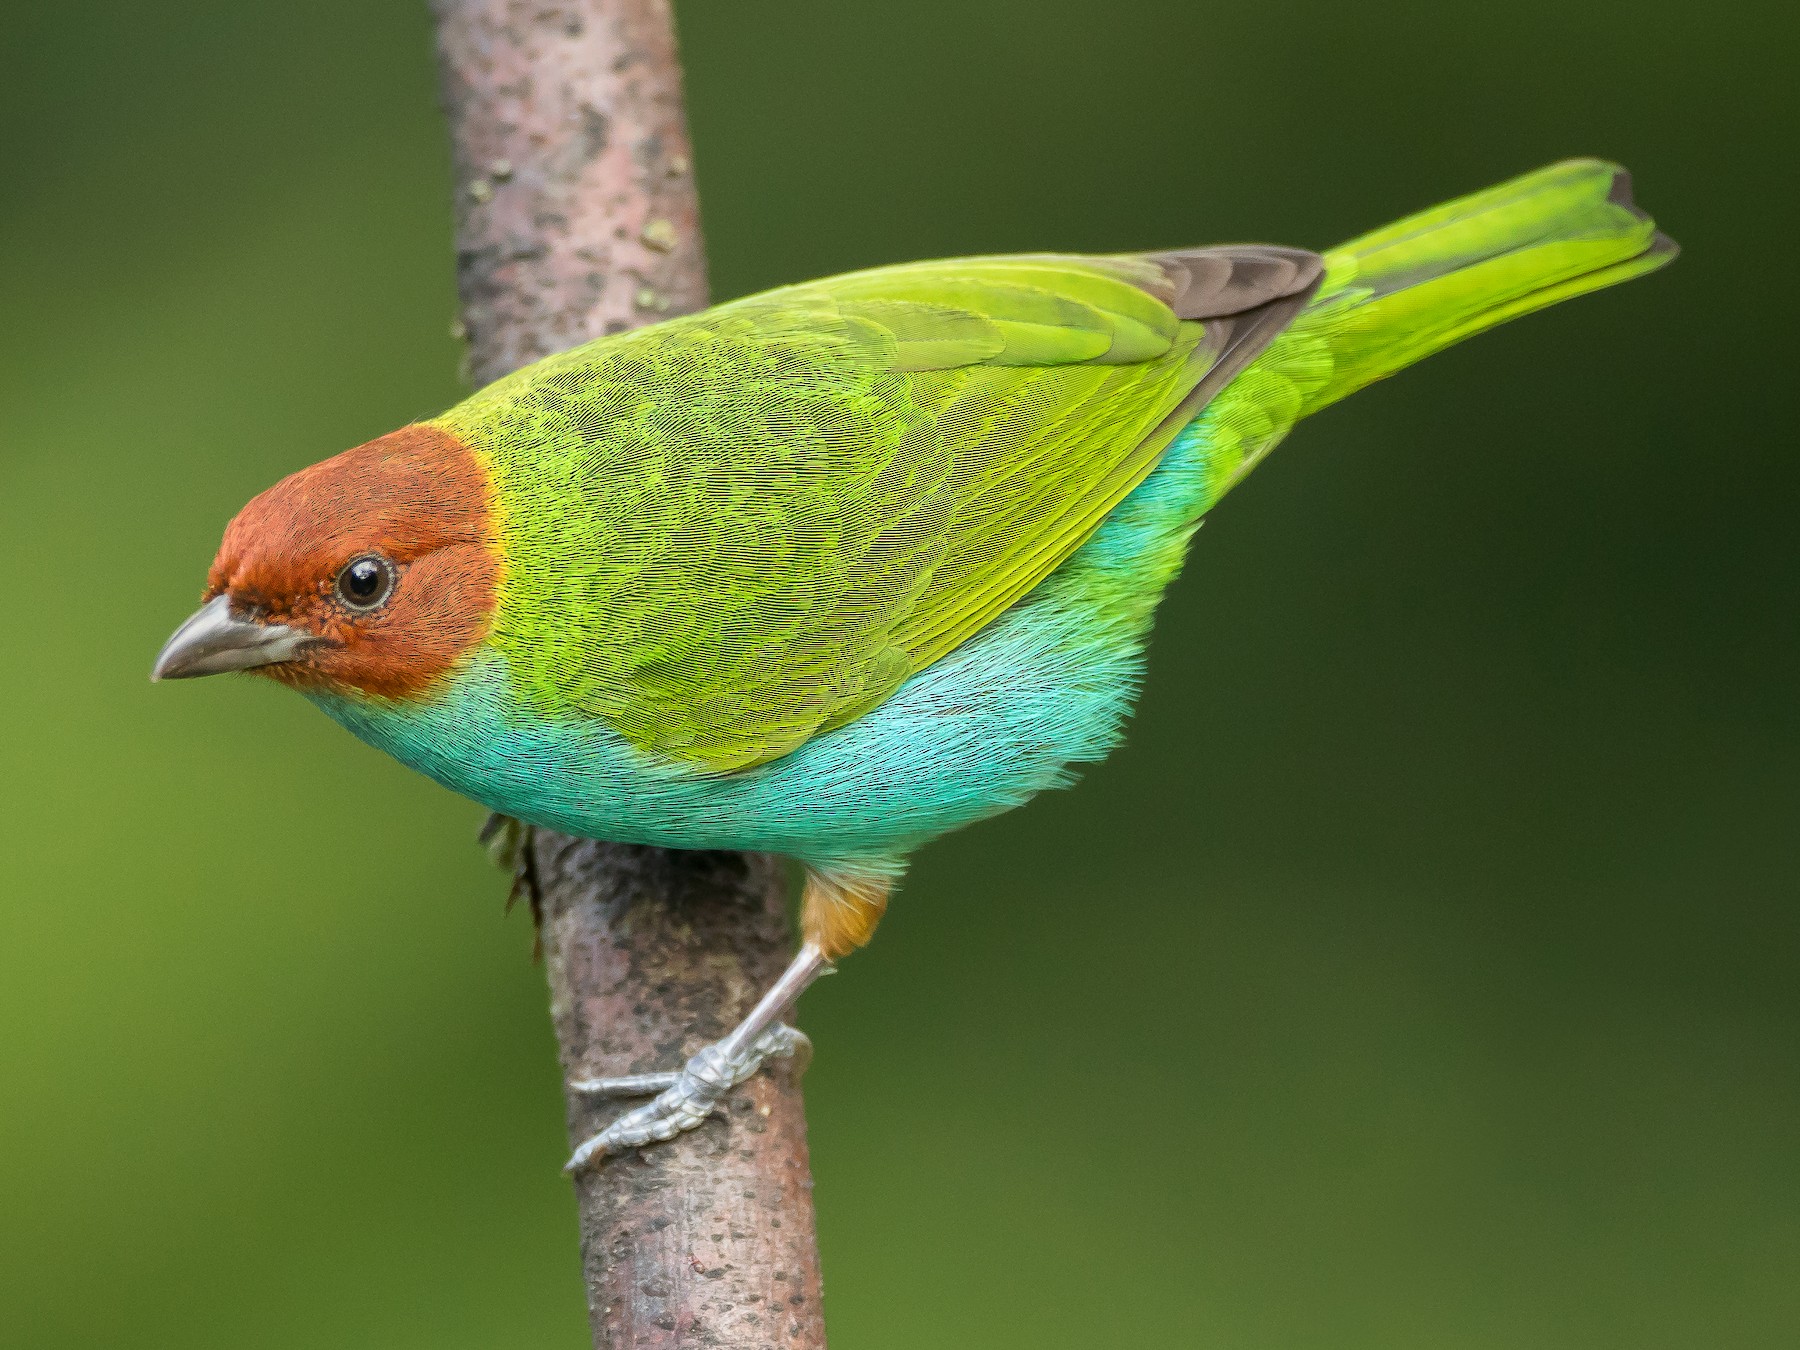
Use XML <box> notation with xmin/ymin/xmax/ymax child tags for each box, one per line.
<box><xmin>1139</xmin><ymin>251</ymin><xmax>1326</xmax><ymax>463</ymax></box>
<box><xmin>1143</xmin><ymin>244</ymin><xmax>1325</xmax><ymax>320</ymax></box>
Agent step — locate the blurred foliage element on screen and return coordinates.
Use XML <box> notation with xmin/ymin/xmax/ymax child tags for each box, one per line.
<box><xmin>1</xmin><ymin>1</ymin><xmax>1795</xmax><ymax>1346</ymax></box>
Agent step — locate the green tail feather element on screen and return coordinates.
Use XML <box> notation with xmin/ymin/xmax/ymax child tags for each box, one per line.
<box><xmin>1293</xmin><ymin>158</ymin><xmax>1676</xmax><ymax>415</ymax></box>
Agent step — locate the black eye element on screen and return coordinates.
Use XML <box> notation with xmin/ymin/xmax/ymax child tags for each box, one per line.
<box><xmin>335</xmin><ymin>554</ymin><xmax>396</xmax><ymax>610</ymax></box>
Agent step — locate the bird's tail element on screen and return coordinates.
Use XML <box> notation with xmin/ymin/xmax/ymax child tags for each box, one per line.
<box><xmin>1163</xmin><ymin>160</ymin><xmax>1674</xmax><ymax>514</ymax></box>
<box><xmin>1288</xmin><ymin>158</ymin><xmax>1677</xmax><ymax>416</ymax></box>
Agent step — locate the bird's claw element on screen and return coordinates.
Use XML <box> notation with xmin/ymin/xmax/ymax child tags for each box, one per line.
<box><xmin>480</xmin><ymin>813</ymin><xmax>544</xmax><ymax>947</ymax></box>
<box><xmin>565</xmin><ymin>1023</ymin><xmax>811</xmax><ymax>1171</ymax></box>
<box><xmin>479</xmin><ymin>812</ymin><xmax>530</xmax><ymax>874</ymax></box>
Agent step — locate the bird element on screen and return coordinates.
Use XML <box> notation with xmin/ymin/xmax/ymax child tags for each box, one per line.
<box><xmin>154</xmin><ymin>159</ymin><xmax>1674</xmax><ymax>1169</ymax></box>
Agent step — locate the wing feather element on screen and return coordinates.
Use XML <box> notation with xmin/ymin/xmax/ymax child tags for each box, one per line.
<box><xmin>439</xmin><ymin>249</ymin><xmax>1319</xmax><ymax>769</ymax></box>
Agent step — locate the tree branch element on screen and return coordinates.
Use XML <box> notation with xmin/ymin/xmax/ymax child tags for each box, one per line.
<box><xmin>431</xmin><ymin>4</ymin><xmax>827</xmax><ymax>1346</ymax></box>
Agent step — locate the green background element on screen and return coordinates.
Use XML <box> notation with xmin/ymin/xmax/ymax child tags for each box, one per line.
<box><xmin>3</xmin><ymin>2</ymin><xmax>1794</xmax><ymax>1346</ymax></box>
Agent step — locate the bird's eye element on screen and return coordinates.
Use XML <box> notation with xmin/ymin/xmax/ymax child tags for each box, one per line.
<box><xmin>335</xmin><ymin>554</ymin><xmax>396</xmax><ymax>611</ymax></box>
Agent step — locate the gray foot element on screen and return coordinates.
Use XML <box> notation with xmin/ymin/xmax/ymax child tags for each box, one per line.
<box><xmin>565</xmin><ymin>1023</ymin><xmax>811</xmax><ymax>1171</ymax></box>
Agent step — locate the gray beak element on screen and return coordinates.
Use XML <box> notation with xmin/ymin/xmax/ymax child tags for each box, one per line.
<box><xmin>151</xmin><ymin>594</ymin><xmax>312</xmax><ymax>681</ymax></box>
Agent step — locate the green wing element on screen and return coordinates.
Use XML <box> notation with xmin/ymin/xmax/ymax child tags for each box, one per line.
<box><xmin>437</xmin><ymin>251</ymin><xmax>1315</xmax><ymax>771</ymax></box>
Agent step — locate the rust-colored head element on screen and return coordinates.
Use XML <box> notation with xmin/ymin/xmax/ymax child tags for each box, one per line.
<box><xmin>162</xmin><ymin>424</ymin><xmax>501</xmax><ymax>700</ymax></box>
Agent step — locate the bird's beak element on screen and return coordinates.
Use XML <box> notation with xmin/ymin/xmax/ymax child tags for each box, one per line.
<box><xmin>151</xmin><ymin>594</ymin><xmax>311</xmax><ymax>681</ymax></box>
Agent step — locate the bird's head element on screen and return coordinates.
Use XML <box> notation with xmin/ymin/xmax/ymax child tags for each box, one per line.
<box><xmin>153</xmin><ymin>425</ymin><xmax>500</xmax><ymax>700</ymax></box>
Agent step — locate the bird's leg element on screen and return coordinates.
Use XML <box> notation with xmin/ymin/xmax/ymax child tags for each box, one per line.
<box><xmin>563</xmin><ymin>864</ymin><xmax>892</xmax><ymax>1170</ymax></box>
<box><xmin>565</xmin><ymin>942</ymin><xmax>829</xmax><ymax>1170</ymax></box>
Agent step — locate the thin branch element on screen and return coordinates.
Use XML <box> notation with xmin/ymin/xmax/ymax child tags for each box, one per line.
<box><xmin>431</xmin><ymin>3</ymin><xmax>827</xmax><ymax>1346</ymax></box>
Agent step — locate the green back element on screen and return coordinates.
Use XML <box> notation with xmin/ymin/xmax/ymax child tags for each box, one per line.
<box><xmin>436</xmin><ymin>257</ymin><xmax>1244</xmax><ymax>770</ymax></box>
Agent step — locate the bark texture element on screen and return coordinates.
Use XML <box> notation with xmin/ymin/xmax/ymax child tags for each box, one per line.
<box><xmin>431</xmin><ymin>4</ymin><xmax>827</xmax><ymax>1346</ymax></box>
<box><xmin>435</xmin><ymin>0</ymin><xmax>709</xmax><ymax>386</ymax></box>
